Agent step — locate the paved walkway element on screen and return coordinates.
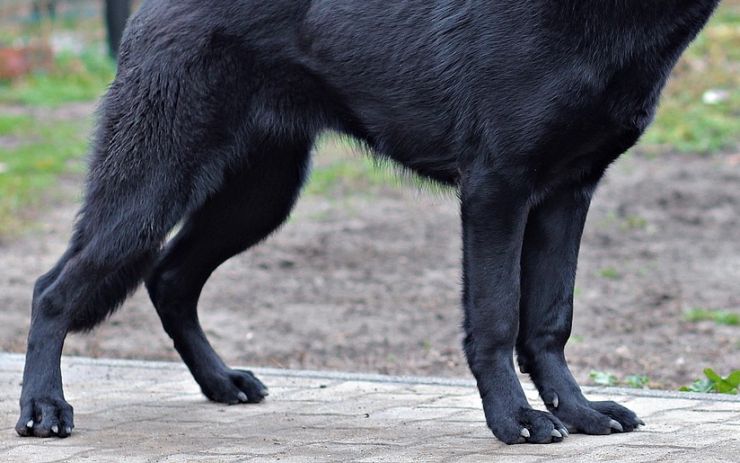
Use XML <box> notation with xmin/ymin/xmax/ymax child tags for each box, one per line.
<box><xmin>0</xmin><ymin>353</ymin><xmax>738</xmax><ymax>462</ymax></box>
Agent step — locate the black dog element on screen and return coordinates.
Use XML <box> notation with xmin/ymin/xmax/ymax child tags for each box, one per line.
<box><xmin>17</xmin><ymin>0</ymin><xmax>719</xmax><ymax>444</ymax></box>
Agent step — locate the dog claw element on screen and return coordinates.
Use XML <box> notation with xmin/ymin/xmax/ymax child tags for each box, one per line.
<box><xmin>551</xmin><ymin>429</ymin><xmax>562</xmax><ymax>438</ymax></box>
<box><xmin>51</xmin><ymin>425</ymin><xmax>59</xmax><ymax>434</ymax></box>
<box><xmin>560</xmin><ymin>427</ymin><xmax>569</xmax><ymax>437</ymax></box>
<box><xmin>552</xmin><ymin>393</ymin><xmax>559</xmax><ymax>409</ymax></box>
<box><xmin>609</xmin><ymin>419</ymin><xmax>624</xmax><ymax>432</ymax></box>
<box><xmin>520</xmin><ymin>428</ymin><xmax>530</xmax><ymax>439</ymax></box>
<box><xmin>26</xmin><ymin>420</ymin><xmax>34</xmax><ymax>429</ymax></box>
<box><xmin>65</xmin><ymin>427</ymin><xmax>72</xmax><ymax>435</ymax></box>
<box><xmin>237</xmin><ymin>392</ymin><xmax>248</xmax><ymax>402</ymax></box>
<box><xmin>637</xmin><ymin>418</ymin><xmax>645</xmax><ymax>426</ymax></box>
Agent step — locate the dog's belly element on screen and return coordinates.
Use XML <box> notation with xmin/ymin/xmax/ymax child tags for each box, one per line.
<box><xmin>290</xmin><ymin>0</ymin><xmax>672</xmax><ymax>191</ymax></box>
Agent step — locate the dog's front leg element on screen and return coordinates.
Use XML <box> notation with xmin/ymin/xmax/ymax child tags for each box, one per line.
<box><xmin>517</xmin><ymin>182</ymin><xmax>644</xmax><ymax>435</ymax></box>
<box><xmin>460</xmin><ymin>164</ymin><xmax>567</xmax><ymax>444</ymax></box>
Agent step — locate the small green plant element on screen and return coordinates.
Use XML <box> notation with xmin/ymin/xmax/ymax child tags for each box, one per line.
<box><xmin>680</xmin><ymin>369</ymin><xmax>740</xmax><ymax>394</ymax></box>
<box><xmin>624</xmin><ymin>375</ymin><xmax>650</xmax><ymax>389</ymax></box>
<box><xmin>420</xmin><ymin>339</ymin><xmax>432</xmax><ymax>351</ymax></box>
<box><xmin>622</xmin><ymin>215</ymin><xmax>648</xmax><ymax>231</ymax></box>
<box><xmin>684</xmin><ymin>308</ymin><xmax>739</xmax><ymax>326</ymax></box>
<box><xmin>590</xmin><ymin>371</ymin><xmax>652</xmax><ymax>388</ymax></box>
<box><xmin>589</xmin><ymin>370</ymin><xmax>618</xmax><ymax>387</ymax></box>
<box><xmin>598</xmin><ymin>267</ymin><xmax>621</xmax><ymax>280</ymax></box>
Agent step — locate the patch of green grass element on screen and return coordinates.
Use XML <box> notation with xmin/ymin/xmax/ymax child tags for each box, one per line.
<box><xmin>0</xmin><ymin>114</ymin><xmax>32</xmax><ymax>136</ymax></box>
<box><xmin>589</xmin><ymin>370</ymin><xmax>619</xmax><ymax>387</ymax></box>
<box><xmin>684</xmin><ymin>308</ymin><xmax>739</xmax><ymax>326</ymax></box>
<box><xmin>680</xmin><ymin>369</ymin><xmax>740</xmax><ymax>394</ymax></box>
<box><xmin>0</xmin><ymin>49</ymin><xmax>114</xmax><ymax>107</ymax></box>
<box><xmin>641</xmin><ymin>4</ymin><xmax>740</xmax><ymax>154</ymax></box>
<box><xmin>305</xmin><ymin>153</ymin><xmax>390</xmax><ymax>196</ymax></box>
<box><xmin>0</xmin><ymin>116</ymin><xmax>90</xmax><ymax>235</ymax></box>
<box><xmin>307</xmin><ymin>133</ymin><xmax>456</xmax><ymax>197</ymax></box>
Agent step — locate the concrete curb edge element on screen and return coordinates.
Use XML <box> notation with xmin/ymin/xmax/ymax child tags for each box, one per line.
<box><xmin>2</xmin><ymin>352</ymin><xmax>737</xmax><ymax>403</ymax></box>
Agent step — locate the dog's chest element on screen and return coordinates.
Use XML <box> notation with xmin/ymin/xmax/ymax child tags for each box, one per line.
<box><xmin>519</xmin><ymin>71</ymin><xmax>661</xmax><ymax>189</ymax></box>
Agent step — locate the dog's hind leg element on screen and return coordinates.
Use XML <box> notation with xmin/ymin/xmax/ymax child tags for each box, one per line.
<box><xmin>145</xmin><ymin>136</ymin><xmax>312</xmax><ymax>405</ymax></box>
<box><xmin>17</xmin><ymin>27</ymin><xmax>257</xmax><ymax>436</ymax></box>
<box><xmin>516</xmin><ymin>182</ymin><xmax>643</xmax><ymax>435</ymax></box>
<box><xmin>16</xmin><ymin>172</ymin><xmax>187</xmax><ymax>438</ymax></box>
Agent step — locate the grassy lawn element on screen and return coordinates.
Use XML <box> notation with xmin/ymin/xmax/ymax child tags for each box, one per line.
<box><xmin>0</xmin><ymin>49</ymin><xmax>114</xmax><ymax>106</ymax></box>
<box><xmin>0</xmin><ymin>113</ymin><xmax>89</xmax><ymax>235</ymax></box>
<box><xmin>640</xmin><ymin>3</ymin><xmax>740</xmax><ymax>154</ymax></box>
<box><xmin>0</xmin><ymin>2</ymin><xmax>737</xmax><ymax>235</ymax></box>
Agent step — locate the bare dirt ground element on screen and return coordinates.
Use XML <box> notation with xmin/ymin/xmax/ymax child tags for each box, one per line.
<box><xmin>1</xmin><ymin>147</ymin><xmax>738</xmax><ymax>390</ymax></box>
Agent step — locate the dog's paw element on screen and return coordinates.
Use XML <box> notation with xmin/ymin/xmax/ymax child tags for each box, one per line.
<box><xmin>16</xmin><ymin>397</ymin><xmax>74</xmax><ymax>438</ymax></box>
<box><xmin>489</xmin><ymin>408</ymin><xmax>569</xmax><ymax>444</ymax></box>
<box><xmin>201</xmin><ymin>368</ymin><xmax>269</xmax><ymax>405</ymax></box>
<box><xmin>551</xmin><ymin>399</ymin><xmax>644</xmax><ymax>435</ymax></box>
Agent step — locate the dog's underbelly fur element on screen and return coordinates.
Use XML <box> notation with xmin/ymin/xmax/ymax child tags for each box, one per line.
<box><xmin>165</xmin><ymin>0</ymin><xmax>705</xmax><ymax>191</ymax></box>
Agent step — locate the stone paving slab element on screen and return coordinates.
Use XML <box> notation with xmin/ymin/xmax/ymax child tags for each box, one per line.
<box><xmin>0</xmin><ymin>353</ymin><xmax>738</xmax><ymax>462</ymax></box>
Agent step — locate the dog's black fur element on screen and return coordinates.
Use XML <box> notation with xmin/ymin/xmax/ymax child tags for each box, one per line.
<box><xmin>17</xmin><ymin>0</ymin><xmax>719</xmax><ymax>444</ymax></box>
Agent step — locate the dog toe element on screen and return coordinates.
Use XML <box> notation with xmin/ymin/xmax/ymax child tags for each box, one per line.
<box><xmin>17</xmin><ymin>398</ymin><xmax>73</xmax><ymax>438</ymax></box>
<box><xmin>554</xmin><ymin>400</ymin><xmax>643</xmax><ymax>435</ymax></box>
<box><xmin>490</xmin><ymin>408</ymin><xmax>567</xmax><ymax>444</ymax></box>
<box><xmin>202</xmin><ymin>368</ymin><xmax>269</xmax><ymax>405</ymax></box>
